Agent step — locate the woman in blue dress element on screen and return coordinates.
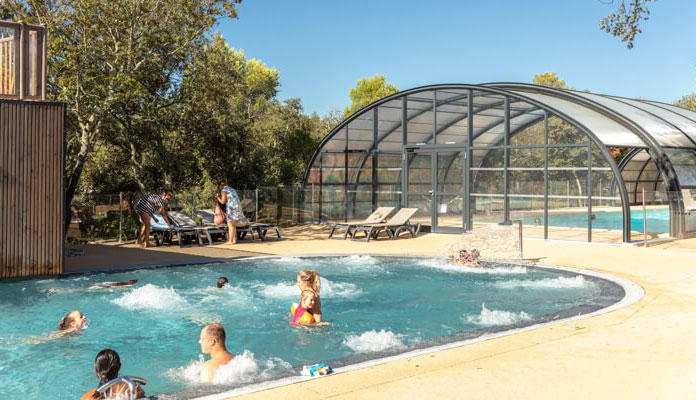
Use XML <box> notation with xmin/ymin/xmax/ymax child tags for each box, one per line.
<box><xmin>216</xmin><ymin>180</ymin><xmax>246</xmax><ymax>244</ymax></box>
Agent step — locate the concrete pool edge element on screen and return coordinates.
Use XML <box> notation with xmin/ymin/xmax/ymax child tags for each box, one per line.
<box><xmin>163</xmin><ymin>255</ymin><xmax>645</xmax><ymax>400</ymax></box>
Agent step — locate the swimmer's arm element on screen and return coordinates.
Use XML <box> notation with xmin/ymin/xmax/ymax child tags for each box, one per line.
<box><xmin>313</xmin><ymin>297</ymin><xmax>322</xmax><ymax>322</ymax></box>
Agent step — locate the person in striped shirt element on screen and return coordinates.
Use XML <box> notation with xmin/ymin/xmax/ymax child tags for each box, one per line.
<box><xmin>135</xmin><ymin>190</ymin><xmax>172</xmax><ymax>248</ymax></box>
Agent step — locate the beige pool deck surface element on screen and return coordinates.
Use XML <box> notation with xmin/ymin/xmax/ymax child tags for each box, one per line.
<box><xmin>65</xmin><ymin>225</ymin><xmax>696</xmax><ymax>399</ymax></box>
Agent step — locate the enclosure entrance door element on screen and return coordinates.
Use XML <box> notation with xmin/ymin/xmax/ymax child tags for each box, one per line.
<box><xmin>404</xmin><ymin>145</ymin><xmax>468</xmax><ymax>233</ymax></box>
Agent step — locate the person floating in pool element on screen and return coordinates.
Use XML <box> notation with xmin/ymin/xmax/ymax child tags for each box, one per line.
<box><xmin>452</xmin><ymin>249</ymin><xmax>481</xmax><ymax>267</ymax></box>
<box><xmin>52</xmin><ymin>310</ymin><xmax>87</xmax><ymax>337</ymax></box>
<box><xmin>135</xmin><ymin>189</ymin><xmax>173</xmax><ymax>248</ymax></box>
<box><xmin>198</xmin><ymin>323</ymin><xmax>235</xmax><ymax>383</ymax></box>
<box><xmin>80</xmin><ymin>349</ymin><xmax>146</xmax><ymax>399</ymax></box>
<box><xmin>296</xmin><ymin>269</ymin><xmax>323</xmax><ymax>323</ymax></box>
<box><xmin>291</xmin><ymin>290</ymin><xmax>329</xmax><ymax>327</ymax></box>
<box><xmin>216</xmin><ymin>277</ymin><xmax>229</xmax><ymax>288</ymax></box>
<box><xmin>88</xmin><ymin>279</ymin><xmax>139</xmax><ymax>290</ymax></box>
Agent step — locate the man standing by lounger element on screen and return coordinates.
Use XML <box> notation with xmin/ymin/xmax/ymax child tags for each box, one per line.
<box><xmin>135</xmin><ymin>190</ymin><xmax>173</xmax><ymax>248</ymax></box>
<box><xmin>198</xmin><ymin>323</ymin><xmax>235</xmax><ymax>383</ymax></box>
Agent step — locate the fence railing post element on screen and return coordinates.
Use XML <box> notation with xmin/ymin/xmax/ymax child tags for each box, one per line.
<box><xmin>511</xmin><ymin>219</ymin><xmax>523</xmax><ymax>260</ymax></box>
<box><xmin>255</xmin><ymin>188</ymin><xmax>259</xmax><ymax>223</ymax></box>
<box><xmin>643</xmin><ymin>188</ymin><xmax>647</xmax><ymax>247</ymax></box>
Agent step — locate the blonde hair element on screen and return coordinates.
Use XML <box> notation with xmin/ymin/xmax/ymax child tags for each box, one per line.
<box><xmin>297</xmin><ymin>270</ymin><xmax>321</xmax><ymax>292</ymax></box>
<box><xmin>300</xmin><ymin>290</ymin><xmax>316</xmax><ymax>306</ymax></box>
<box><xmin>58</xmin><ymin>310</ymin><xmax>80</xmax><ymax>330</ymax></box>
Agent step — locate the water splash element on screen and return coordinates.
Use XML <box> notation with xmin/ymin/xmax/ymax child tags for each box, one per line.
<box><xmin>112</xmin><ymin>284</ymin><xmax>188</xmax><ymax>310</ymax></box>
<box><xmin>343</xmin><ymin>330</ymin><xmax>405</xmax><ymax>353</ymax></box>
<box><xmin>321</xmin><ymin>278</ymin><xmax>361</xmax><ymax>298</ymax></box>
<box><xmin>166</xmin><ymin>350</ymin><xmax>290</xmax><ymax>385</ymax></box>
<box><xmin>494</xmin><ymin>276</ymin><xmax>588</xmax><ymax>289</ymax></box>
<box><xmin>415</xmin><ymin>259</ymin><xmax>528</xmax><ymax>274</ymax></box>
<box><xmin>465</xmin><ymin>304</ymin><xmax>532</xmax><ymax>326</ymax></box>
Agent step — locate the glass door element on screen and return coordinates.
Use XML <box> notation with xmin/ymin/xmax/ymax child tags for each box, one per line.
<box><xmin>404</xmin><ymin>146</ymin><xmax>468</xmax><ymax>232</ymax></box>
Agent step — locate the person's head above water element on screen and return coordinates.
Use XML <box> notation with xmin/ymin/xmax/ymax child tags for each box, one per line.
<box><xmin>58</xmin><ymin>310</ymin><xmax>87</xmax><ymax>331</ymax></box>
<box><xmin>297</xmin><ymin>270</ymin><xmax>321</xmax><ymax>293</ymax></box>
<box><xmin>94</xmin><ymin>349</ymin><xmax>121</xmax><ymax>385</ymax></box>
<box><xmin>300</xmin><ymin>290</ymin><xmax>317</xmax><ymax>309</ymax></box>
<box><xmin>216</xmin><ymin>277</ymin><xmax>229</xmax><ymax>288</ymax></box>
<box><xmin>199</xmin><ymin>323</ymin><xmax>228</xmax><ymax>354</ymax></box>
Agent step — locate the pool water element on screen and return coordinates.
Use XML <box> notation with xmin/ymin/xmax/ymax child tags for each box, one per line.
<box><xmin>0</xmin><ymin>256</ymin><xmax>611</xmax><ymax>399</ymax></box>
<box><xmin>509</xmin><ymin>207</ymin><xmax>669</xmax><ymax>232</ymax></box>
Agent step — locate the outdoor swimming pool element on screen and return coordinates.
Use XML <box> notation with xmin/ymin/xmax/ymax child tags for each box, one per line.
<box><xmin>507</xmin><ymin>207</ymin><xmax>670</xmax><ymax>232</ymax></box>
<box><xmin>0</xmin><ymin>256</ymin><xmax>628</xmax><ymax>399</ymax></box>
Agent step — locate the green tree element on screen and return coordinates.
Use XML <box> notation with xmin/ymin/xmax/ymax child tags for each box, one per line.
<box><xmin>675</xmin><ymin>94</ymin><xmax>696</xmax><ymax>112</ymax></box>
<box><xmin>0</xmin><ymin>0</ymin><xmax>242</xmax><ymax>233</ymax></box>
<box><xmin>532</xmin><ymin>72</ymin><xmax>574</xmax><ymax>90</ymax></box>
<box><xmin>344</xmin><ymin>74</ymin><xmax>399</xmax><ymax>118</ymax></box>
<box><xmin>599</xmin><ymin>0</ymin><xmax>657</xmax><ymax>49</ymax></box>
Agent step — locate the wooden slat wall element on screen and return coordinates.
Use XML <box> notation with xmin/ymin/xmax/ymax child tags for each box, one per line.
<box><xmin>1</xmin><ymin>99</ymin><xmax>64</xmax><ymax>278</ymax></box>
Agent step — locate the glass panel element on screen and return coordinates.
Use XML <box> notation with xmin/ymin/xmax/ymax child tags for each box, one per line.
<box><xmin>407</xmin><ymin>152</ymin><xmax>431</xmax><ymax>193</ymax></box>
<box><xmin>0</xmin><ymin>26</ymin><xmax>17</xmax><ymax>96</ymax></box>
<box><xmin>436</xmin><ymin>194</ymin><xmax>463</xmax><ymax>228</ymax></box>
<box><xmin>664</xmin><ymin>149</ymin><xmax>696</xmax><ymax>187</ymax></box>
<box><xmin>547</xmin><ymin>143</ymin><xmax>589</xmax><ymax>240</ymax></box>
<box><xmin>346</xmin><ymin>112</ymin><xmax>374</xmax><ymax>151</ymax></box>
<box><xmin>509</xmin><ymin>90</ymin><xmax>645</xmax><ymax>147</ymax></box>
<box><xmin>509</xmin><ymin>108</ymin><xmax>545</xmax><ymax>146</ymax></box>
<box><xmin>575</xmin><ymin>92</ymin><xmax>694</xmax><ymax>148</ymax></box>
<box><xmin>437</xmin><ymin>152</ymin><xmax>463</xmax><ymax>193</ymax></box>
<box><xmin>509</xmin><ymin>147</ymin><xmax>543</xmax><ymax>196</ymax></box>
<box><xmin>591</xmin><ymin>143</ymin><xmax>623</xmax><ymax>243</ymax></box>
<box><xmin>472</xmin><ymin>92</ymin><xmax>505</xmax><ymax>147</ymax></box>
<box><xmin>435</xmin><ymin>90</ymin><xmax>468</xmax><ymax>145</ymax></box>
<box><xmin>377</xmin><ymin>100</ymin><xmax>403</xmax><ymax>151</ymax></box>
<box><xmin>320</xmin><ymin>187</ymin><xmax>344</xmax><ymax>222</ymax></box>
<box><xmin>406</xmin><ymin>92</ymin><xmax>434</xmax><ymax>145</ymax></box>
<box><xmin>509</xmin><ymin>196</ymin><xmax>545</xmax><ymax>239</ymax></box>
<box><xmin>347</xmin><ymin>185</ymin><xmax>373</xmax><ymax>220</ymax></box>
<box><xmin>471</xmin><ymin>149</ymin><xmax>504</xmax><ymax>225</ymax></box>
<box><xmin>375</xmin><ymin>152</ymin><xmax>402</xmax><ymax>186</ymax></box>
<box><xmin>348</xmin><ymin>153</ymin><xmax>371</xmax><ymax>184</ymax></box>
<box><xmin>548</xmin><ymin>115</ymin><xmax>587</xmax><ymax>144</ymax></box>
<box><xmin>407</xmin><ymin>194</ymin><xmax>431</xmax><ymax>227</ymax></box>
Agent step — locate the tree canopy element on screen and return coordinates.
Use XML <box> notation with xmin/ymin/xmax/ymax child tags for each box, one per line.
<box><xmin>344</xmin><ymin>74</ymin><xmax>399</xmax><ymax>118</ymax></box>
<box><xmin>600</xmin><ymin>0</ymin><xmax>657</xmax><ymax>49</ymax></box>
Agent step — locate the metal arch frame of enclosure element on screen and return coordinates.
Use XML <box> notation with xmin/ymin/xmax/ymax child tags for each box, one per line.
<box><xmin>301</xmin><ymin>83</ymin><xmax>696</xmax><ymax>243</ymax></box>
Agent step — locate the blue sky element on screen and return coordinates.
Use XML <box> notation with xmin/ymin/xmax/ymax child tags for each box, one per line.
<box><xmin>218</xmin><ymin>1</ymin><xmax>696</xmax><ymax>117</ymax></box>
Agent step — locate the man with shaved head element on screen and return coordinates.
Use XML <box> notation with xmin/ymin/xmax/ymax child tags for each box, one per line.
<box><xmin>198</xmin><ymin>323</ymin><xmax>235</xmax><ymax>383</ymax></box>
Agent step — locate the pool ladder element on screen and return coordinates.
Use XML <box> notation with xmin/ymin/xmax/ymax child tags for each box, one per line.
<box><xmin>96</xmin><ymin>376</ymin><xmax>147</xmax><ymax>400</ymax></box>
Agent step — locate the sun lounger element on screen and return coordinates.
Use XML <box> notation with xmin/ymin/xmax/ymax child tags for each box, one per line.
<box><xmin>351</xmin><ymin>207</ymin><xmax>421</xmax><ymax>242</ymax></box>
<box><xmin>135</xmin><ymin>213</ymin><xmax>199</xmax><ymax>247</ymax></box>
<box><xmin>168</xmin><ymin>210</ymin><xmax>227</xmax><ymax>245</ymax></box>
<box><xmin>194</xmin><ymin>209</ymin><xmax>281</xmax><ymax>241</ymax></box>
<box><xmin>328</xmin><ymin>206</ymin><xmax>396</xmax><ymax>240</ymax></box>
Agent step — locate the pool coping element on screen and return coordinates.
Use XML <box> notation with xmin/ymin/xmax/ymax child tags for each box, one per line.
<box><xmin>137</xmin><ymin>254</ymin><xmax>644</xmax><ymax>400</ymax></box>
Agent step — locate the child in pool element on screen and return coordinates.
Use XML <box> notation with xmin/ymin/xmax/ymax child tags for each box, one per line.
<box><xmin>80</xmin><ymin>349</ymin><xmax>145</xmax><ymax>399</ymax></box>
<box><xmin>296</xmin><ymin>270</ymin><xmax>323</xmax><ymax>322</ymax></box>
<box><xmin>51</xmin><ymin>310</ymin><xmax>87</xmax><ymax>338</ymax></box>
<box><xmin>291</xmin><ymin>290</ymin><xmax>329</xmax><ymax>326</ymax></box>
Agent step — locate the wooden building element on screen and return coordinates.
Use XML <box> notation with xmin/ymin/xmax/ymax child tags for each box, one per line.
<box><xmin>1</xmin><ymin>21</ymin><xmax>64</xmax><ymax>278</ymax></box>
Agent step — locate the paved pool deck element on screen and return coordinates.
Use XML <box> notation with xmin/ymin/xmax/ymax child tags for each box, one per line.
<box><xmin>65</xmin><ymin>225</ymin><xmax>696</xmax><ymax>399</ymax></box>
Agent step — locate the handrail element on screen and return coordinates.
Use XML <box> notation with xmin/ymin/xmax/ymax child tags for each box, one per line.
<box><xmin>96</xmin><ymin>376</ymin><xmax>147</xmax><ymax>400</ymax></box>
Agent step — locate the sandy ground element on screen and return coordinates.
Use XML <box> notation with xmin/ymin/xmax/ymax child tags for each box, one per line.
<box><xmin>64</xmin><ymin>225</ymin><xmax>696</xmax><ymax>399</ymax></box>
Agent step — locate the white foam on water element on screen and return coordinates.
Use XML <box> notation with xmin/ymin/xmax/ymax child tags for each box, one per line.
<box><xmin>166</xmin><ymin>351</ymin><xmax>290</xmax><ymax>386</ymax></box>
<box><xmin>465</xmin><ymin>304</ymin><xmax>532</xmax><ymax>326</ymax></box>
<box><xmin>494</xmin><ymin>275</ymin><xmax>588</xmax><ymax>289</ymax></box>
<box><xmin>112</xmin><ymin>284</ymin><xmax>188</xmax><ymax>310</ymax></box>
<box><xmin>258</xmin><ymin>282</ymin><xmax>297</xmax><ymax>299</ymax></box>
<box><xmin>343</xmin><ymin>330</ymin><xmax>405</xmax><ymax>353</ymax></box>
<box><xmin>321</xmin><ymin>278</ymin><xmax>361</xmax><ymax>298</ymax></box>
<box><xmin>415</xmin><ymin>258</ymin><xmax>528</xmax><ymax>274</ymax></box>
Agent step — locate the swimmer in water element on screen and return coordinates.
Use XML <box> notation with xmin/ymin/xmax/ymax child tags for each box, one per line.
<box><xmin>296</xmin><ymin>270</ymin><xmax>323</xmax><ymax>323</ymax></box>
<box><xmin>291</xmin><ymin>290</ymin><xmax>329</xmax><ymax>327</ymax></box>
<box><xmin>198</xmin><ymin>324</ymin><xmax>235</xmax><ymax>383</ymax></box>
<box><xmin>87</xmin><ymin>280</ymin><xmax>138</xmax><ymax>290</ymax></box>
<box><xmin>52</xmin><ymin>310</ymin><xmax>87</xmax><ymax>338</ymax></box>
<box><xmin>80</xmin><ymin>349</ymin><xmax>146</xmax><ymax>399</ymax></box>
<box><xmin>216</xmin><ymin>277</ymin><xmax>229</xmax><ymax>288</ymax></box>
